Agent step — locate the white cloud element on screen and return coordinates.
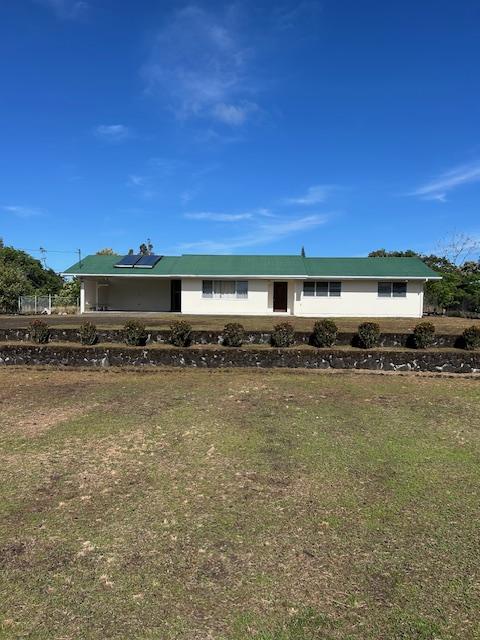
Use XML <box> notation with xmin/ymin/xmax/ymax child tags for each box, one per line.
<box><xmin>34</xmin><ymin>0</ymin><xmax>89</xmax><ymax>20</ymax></box>
<box><xmin>185</xmin><ymin>211</ymin><xmax>253</xmax><ymax>222</ymax></box>
<box><xmin>409</xmin><ymin>162</ymin><xmax>480</xmax><ymax>202</ymax></box>
<box><xmin>94</xmin><ymin>124</ymin><xmax>131</xmax><ymax>143</ymax></box>
<box><xmin>285</xmin><ymin>184</ymin><xmax>333</xmax><ymax>205</ymax></box>
<box><xmin>212</xmin><ymin>101</ymin><xmax>258</xmax><ymax>126</ymax></box>
<box><xmin>142</xmin><ymin>5</ymin><xmax>259</xmax><ymax>125</ymax></box>
<box><xmin>1</xmin><ymin>205</ymin><xmax>43</xmax><ymax>218</ymax></box>
<box><xmin>181</xmin><ymin>213</ymin><xmax>328</xmax><ymax>252</ymax></box>
<box><xmin>127</xmin><ymin>175</ymin><xmax>147</xmax><ymax>187</ymax></box>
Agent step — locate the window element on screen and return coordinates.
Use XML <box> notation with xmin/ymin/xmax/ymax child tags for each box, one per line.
<box><xmin>378</xmin><ymin>282</ymin><xmax>392</xmax><ymax>297</ymax></box>
<box><xmin>202</xmin><ymin>280</ymin><xmax>213</xmax><ymax>298</ymax></box>
<box><xmin>378</xmin><ymin>281</ymin><xmax>407</xmax><ymax>298</ymax></box>
<box><xmin>303</xmin><ymin>281</ymin><xmax>342</xmax><ymax>297</ymax></box>
<box><xmin>202</xmin><ymin>280</ymin><xmax>249</xmax><ymax>299</ymax></box>
<box><xmin>393</xmin><ymin>282</ymin><xmax>407</xmax><ymax>297</ymax></box>
<box><xmin>303</xmin><ymin>282</ymin><xmax>315</xmax><ymax>297</ymax></box>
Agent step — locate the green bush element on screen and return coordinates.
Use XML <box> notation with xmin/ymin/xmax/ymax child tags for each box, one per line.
<box><xmin>271</xmin><ymin>322</ymin><xmax>295</xmax><ymax>347</ymax></box>
<box><xmin>79</xmin><ymin>321</ymin><xmax>97</xmax><ymax>345</ymax></box>
<box><xmin>311</xmin><ymin>319</ymin><xmax>338</xmax><ymax>347</ymax></box>
<box><xmin>412</xmin><ymin>322</ymin><xmax>436</xmax><ymax>349</ymax></box>
<box><xmin>123</xmin><ymin>320</ymin><xmax>147</xmax><ymax>346</ymax></box>
<box><xmin>222</xmin><ymin>322</ymin><xmax>245</xmax><ymax>347</ymax></box>
<box><xmin>169</xmin><ymin>320</ymin><xmax>192</xmax><ymax>347</ymax></box>
<box><xmin>357</xmin><ymin>322</ymin><xmax>380</xmax><ymax>349</ymax></box>
<box><xmin>28</xmin><ymin>319</ymin><xmax>50</xmax><ymax>344</ymax></box>
<box><xmin>462</xmin><ymin>325</ymin><xmax>480</xmax><ymax>350</ymax></box>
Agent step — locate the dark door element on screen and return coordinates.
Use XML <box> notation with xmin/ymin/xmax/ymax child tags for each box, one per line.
<box><xmin>273</xmin><ymin>282</ymin><xmax>288</xmax><ymax>312</ymax></box>
<box><xmin>170</xmin><ymin>279</ymin><xmax>182</xmax><ymax>312</ymax></box>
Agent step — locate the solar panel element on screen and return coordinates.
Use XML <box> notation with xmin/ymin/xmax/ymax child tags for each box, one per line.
<box><xmin>114</xmin><ymin>254</ymin><xmax>142</xmax><ymax>268</ymax></box>
<box><xmin>133</xmin><ymin>255</ymin><xmax>162</xmax><ymax>268</ymax></box>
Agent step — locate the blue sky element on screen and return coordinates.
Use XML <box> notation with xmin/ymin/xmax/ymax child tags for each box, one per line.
<box><xmin>1</xmin><ymin>0</ymin><xmax>480</xmax><ymax>271</ymax></box>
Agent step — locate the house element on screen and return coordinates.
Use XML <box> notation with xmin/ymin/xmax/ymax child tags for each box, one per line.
<box><xmin>63</xmin><ymin>254</ymin><xmax>441</xmax><ymax>318</ymax></box>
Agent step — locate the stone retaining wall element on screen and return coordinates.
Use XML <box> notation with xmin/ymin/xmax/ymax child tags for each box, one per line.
<box><xmin>1</xmin><ymin>344</ymin><xmax>478</xmax><ymax>373</ymax></box>
<box><xmin>0</xmin><ymin>327</ymin><xmax>462</xmax><ymax>348</ymax></box>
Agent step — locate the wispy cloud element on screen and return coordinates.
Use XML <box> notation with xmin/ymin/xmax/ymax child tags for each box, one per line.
<box><xmin>94</xmin><ymin>124</ymin><xmax>131</xmax><ymax>143</ymax></box>
<box><xmin>409</xmin><ymin>162</ymin><xmax>480</xmax><ymax>202</ymax></box>
<box><xmin>271</xmin><ymin>1</ymin><xmax>322</xmax><ymax>31</ymax></box>
<box><xmin>126</xmin><ymin>174</ymin><xmax>147</xmax><ymax>188</ymax></box>
<box><xmin>1</xmin><ymin>205</ymin><xmax>43</xmax><ymax>218</ymax></box>
<box><xmin>180</xmin><ymin>213</ymin><xmax>328</xmax><ymax>252</ymax></box>
<box><xmin>142</xmin><ymin>5</ymin><xmax>259</xmax><ymax>126</ymax></box>
<box><xmin>185</xmin><ymin>211</ymin><xmax>253</xmax><ymax>222</ymax></box>
<box><xmin>285</xmin><ymin>184</ymin><xmax>334</xmax><ymax>205</ymax></box>
<box><xmin>34</xmin><ymin>0</ymin><xmax>89</xmax><ymax>20</ymax></box>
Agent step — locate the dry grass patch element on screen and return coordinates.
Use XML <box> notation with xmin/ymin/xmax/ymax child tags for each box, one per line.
<box><xmin>0</xmin><ymin>368</ymin><xmax>479</xmax><ymax>639</ymax></box>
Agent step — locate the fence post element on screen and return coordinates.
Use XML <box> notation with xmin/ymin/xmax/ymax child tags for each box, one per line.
<box><xmin>49</xmin><ymin>294</ymin><xmax>52</xmax><ymax>313</ymax></box>
<box><xmin>34</xmin><ymin>295</ymin><xmax>37</xmax><ymax>315</ymax></box>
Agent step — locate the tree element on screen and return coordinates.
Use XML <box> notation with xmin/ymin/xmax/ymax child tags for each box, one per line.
<box><xmin>0</xmin><ymin>238</ymin><xmax>4</xmax><ymax>249</ymax></box>
<box><xmin>55</xmin><ymin>278</ymin><xmax>81</xmax><ymax>305</ymax></box>
<box><xmin>301</xmin><ymin>246</ymin><xmax>306</xmax><ymax>258</ymax></box>
<box><xmin>96</xmin><ymin>248</ymin><xmax>118</xmax><ymax>256</ymax></box>
<box><xmin>0</xmin><ymin>244</ymin><xmax>63</xmax><ymax>294</ymax></box>
<box><xmin>0</xmin><ymin>265</ymin><xmax>29</xmax><ymax>313</ymax></box>
<box><xmin>139</xmin><ymin>238</ymin><xmax>154</xmax><ymax>255</ymax></box>
<box><xmin>436</xmin><ymin>233</ymin><xmax>480</xmax><ymax>266</ymax></box>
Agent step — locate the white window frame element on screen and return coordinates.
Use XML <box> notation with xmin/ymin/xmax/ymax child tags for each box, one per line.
<box><xmin>202</xmin><ymin>280</ymin><xmax>248</xmax><ymax>299</ymax></box>
<box><xmin>377</xmin><ymin>281</ymin><xmax>407</xmax><ymax>298</ymax></box>
<box><xmin>302</xmin><ymin>281</ymin><xmax>342</xmax><ymax>297</ymax></box>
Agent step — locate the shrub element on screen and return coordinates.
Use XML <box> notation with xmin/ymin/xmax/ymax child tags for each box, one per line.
<box><xmin>169</xmin><ymin>320</ymin><xmax>192</xmax><ymax>347</ymax></box>
<box><xmin>123</xmin><ymin>320</ymin><xmax>147</xmax><ymax>346</ymax></box>
<box><xmin>271</xmin><ymin>322</ymin><xmax>295</xmax><ymax>347</ymax></box>
<box><xmin>357</xmin><ymin>322</ymin><xmax>380</xmax><ymax>349</ymax></box>
<box><xmin>222</xmin><ymin>322</ymin><xmax>245</xmax><ymax>347</ymax></box>
<box><xmin>412</xmin><ymin>322</ymin><xmax>436</xmax><ymax>349</ymax></box>
<box><xmin>311</xmin><ymin>319</ymin><xmax>338</xmax><ymax>347</ymax></box>
<box><xmin>28</xmin><ymin>319</ymin><xmax>50</xmax><ymax>344</ymax></box>
<box><xmin>462</xmin><ymin>325</ymin><xmax>480</xmax><ymax>351</ymax></box>
<box><xmin>79</xmin><ymin>321</ymin><xmax>97</xmax><ymax>345</ymax></box>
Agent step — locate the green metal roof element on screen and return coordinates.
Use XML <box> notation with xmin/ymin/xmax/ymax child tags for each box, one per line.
<box><xmin>63</xmin><ymin>254</ymin><xmax>441</xmax><ymax>279</ymax></box>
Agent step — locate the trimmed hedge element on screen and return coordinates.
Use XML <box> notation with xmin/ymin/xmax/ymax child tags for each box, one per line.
<box><xmin>412</xmin><ymin>322</ymin><xmax>436</xmax><ymax>349</ymax></box>
<box><xmin>357</xmin><ymin>322</ymin><xmax>380</xmax><ymax>349</ymax></box>
<box><xmin>28</xmin><ymin>319</ymin><xmax>50</xmax><ymax>344</ymax></box>
<box><xmin>271</xmin><ymin>322</ymin><xmax>295</xmax><ymax>347</ymax></box>
<box><xmin>169</xmin><ymin>321</ymin><xmax>192</xmax><ymax>347</ymax></box>
<box><xmin>222</xmin><ymin>323</ymin><xmax>245</xmax><ymax>347</ymax></box>
<box><xmin>311</xmin><ymin>319</ymin><xmax>338</xmax><ymax>348</ymax></box>
<box><xmin>79</xmin><ymin>321</ymin><xmax>97</xmax><ymax>346</ymax></box>
<box><xmin>123</xmin><ymin>320</ymin><xmax>147</xmax><ymax>346</ymax></box>
<box><xmin>462</xmin><ymin>325</ymin><xmax>480</xmax><ymax>351</ymax></box>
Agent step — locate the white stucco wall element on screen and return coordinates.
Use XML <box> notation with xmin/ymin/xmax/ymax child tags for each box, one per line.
<box><xmin>81</xmin><ymin>276</ymin><xmax>425</xmax><ymax>318</ymax></box>
<box><xmin>181</xmin><ymin>278</ymin><xmax>276</xmax><ymax>315</ymax></box>
<box><xmin>294</xmin><ymin>279</ymin><xmax>424</xmax><ymax>317</ymax></box>
<box><xmin>183</xmin><ymin>278</ymin><xmax>423</xmax><ymax>317</ymax></box>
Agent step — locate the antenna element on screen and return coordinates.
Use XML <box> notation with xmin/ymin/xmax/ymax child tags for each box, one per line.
<box><xmin>78</xmin><ymin>248</ymin><xmax>82</xmax><ymax>267</ymax></box>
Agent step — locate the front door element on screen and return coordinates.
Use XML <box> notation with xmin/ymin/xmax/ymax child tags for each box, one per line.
<box><xmin>170</xmin><ymin>279</ymin><xmax>182</xmax><ymax>312</ymax></box>
<box><xmin>273</xmin><ymin>281</ymin><xmax>288</xmax><ymax>312</ymax></box>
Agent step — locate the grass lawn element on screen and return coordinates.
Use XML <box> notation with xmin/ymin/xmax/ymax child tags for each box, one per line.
<box><xmin>1</xmin><ymin>313</ymin><xmax>480</xmax><ymax>334</ymax></box>
<box><xmin>1</xmin><ymin>368</ymin><xmax>480</xmax><ymax>639</ymax></box>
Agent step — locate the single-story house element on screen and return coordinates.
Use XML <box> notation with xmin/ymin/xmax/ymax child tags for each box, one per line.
<box><xmin>63</xmin><ymin>254</ymin><xmax>441</xmax><ymax>318</ymax></box>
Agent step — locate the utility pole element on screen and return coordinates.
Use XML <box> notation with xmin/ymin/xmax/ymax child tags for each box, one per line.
<box><xmin>78</xmin><ymin>248</ymin><xmax>82</xmax><ymax>267</ymax></box>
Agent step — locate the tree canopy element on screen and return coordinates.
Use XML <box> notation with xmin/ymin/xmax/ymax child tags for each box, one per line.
<box><xmin>0</xmin><ymin>242</ymin><xmax>64</xmax><ymax>312</ymax></box>
<box><xmin>96</xmin><ymin>248</ymin><xmax>118</xmax><ymax>256</ymax></box>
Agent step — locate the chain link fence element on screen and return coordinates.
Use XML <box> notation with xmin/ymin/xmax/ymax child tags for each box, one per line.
<box><xmin>18</xmin><ymin>295</ymin><xmax>80</xmax><ymax>315</ymax></box>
